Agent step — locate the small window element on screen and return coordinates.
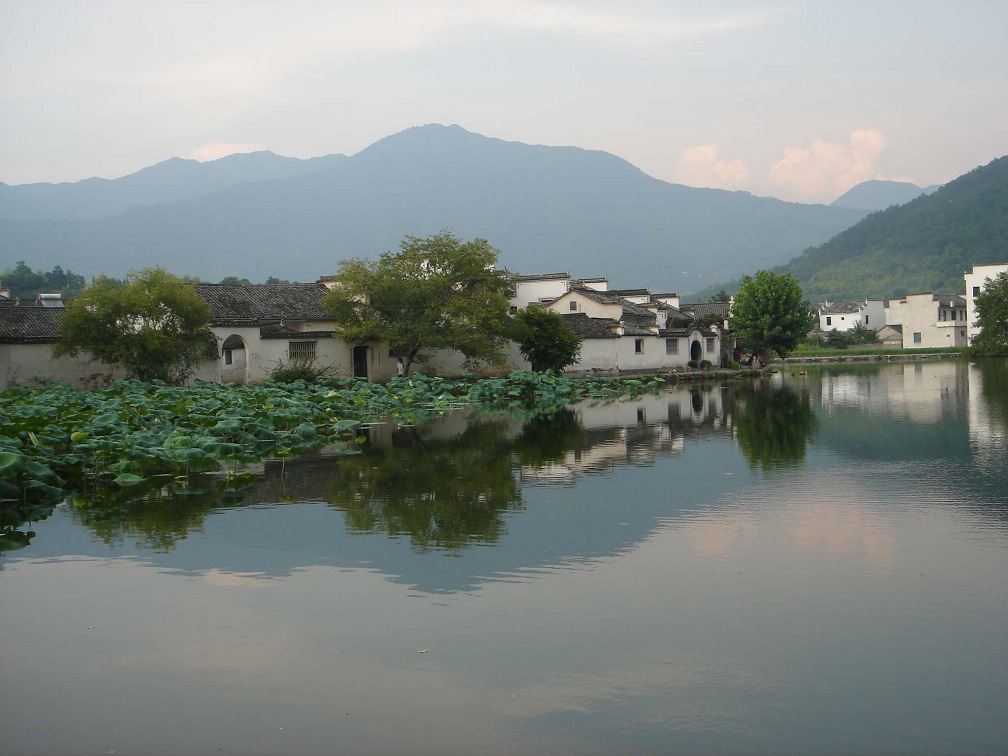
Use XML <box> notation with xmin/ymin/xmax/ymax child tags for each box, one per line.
<box><xmin>665</xmin><ymin>338</ymin><xmax>678</xmax><ymax>355</ymax></box>
<box><xmin>960</xmin><ymin>330</ymin><xmax>965</xmax><ymax>337</ymax></box>
<box><xmin>865</xmin><ymin>315</ymin><xmax>869</xmax><ymax>325</ymax></box>
<box><xmin>635</xmin><ymin>338</ymin><xmax>644</xmax><ymax>354</ymax></box>
<box><xmin>509</xmin><ymin>306</ymin><xmax>518</xmax><ymax>314</ymax></box>
<box><xmin>826</xmin><ymin>316</ymin><xmax>832</xmax><ymax>326</ymax></box>
<box><xmin>636</xmin><ymin>408</ymin><xmax>646</xmax><ymax>423</ymax></box>
<box><xmin>706</xmin><ymin>337</ymin><xmax>715</xmax><ymax>352</ymax></box>
<box><xmin>840</xmin><ymin>316</ymin><xmax>845</xmax><ymax>321</ymax></box>
<box><xmin>913</xmin><ymin>332</ymin><xmax>922</xmax><ymax>344</ymax></box>
<box><xmin>223</xmin><ymin>349</ymin><xmax>233</xmax><ymax>365</ymax></box>
<box><xmin>569</xmin><ymin>301</ymin><xmax>577</xmax><ymax>311</ymax></box>
<box><xmin>288</xmin><ymin>340</ymin><xmax>317</xmax><ymax>360</ymax></box>
<box><xmin>973</xmin><ymin>286</ymin><xmax>980</xmax><ymax>297</ymax></box>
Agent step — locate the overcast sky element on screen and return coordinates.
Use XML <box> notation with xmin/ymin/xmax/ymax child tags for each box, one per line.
<box><xmin>2</xmin><ymin>0</ymin><xmax>1006</xmax><ymax>203</ymax></box>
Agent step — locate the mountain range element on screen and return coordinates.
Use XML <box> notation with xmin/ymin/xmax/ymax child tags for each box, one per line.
<box><xmin>0</xmin><ymin>125</ymin><xmax>868</xmax><ymax>291</ymax></box>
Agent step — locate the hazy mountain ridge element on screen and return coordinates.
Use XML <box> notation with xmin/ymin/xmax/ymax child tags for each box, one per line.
<box><xmin>0</xmin><ymin>124</ymin><xmax>867</xmax><ymax>290</ymax></box>
<box><xmin>0</xmin><ymin>151</ymin><xmax>346</xmax><ymax>221</ymax></box>
<box><xmin>831</xmin><ymin>179</ymin><xmax>941</xmax><ymax>211</ymax></box>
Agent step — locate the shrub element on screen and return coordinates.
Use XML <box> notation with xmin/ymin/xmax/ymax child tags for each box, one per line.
<box><xmin>687</xmin><ymin>359</ymin><xmax>699</xmax><ymax>369</ymax></box>
<box><xmin>269</xmin><ymin>357</ymin><xmax>335</xmax><ymax>384</ymax></box>
<box><xmin>700</xmin><ymin>359</ymin><xmax>713</xmax><ymax>369</ymax></box>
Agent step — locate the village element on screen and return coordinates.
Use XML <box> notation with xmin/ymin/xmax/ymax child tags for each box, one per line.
<box><xmin>1</xmin><ymin>261</ymin><xmax>1005</xmax><ymax>391</ymax></box>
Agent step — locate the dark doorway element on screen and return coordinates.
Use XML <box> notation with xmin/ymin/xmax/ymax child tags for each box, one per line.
<box><xmin>690</xmin><ymin>340</ymin><xmax>702</xmax><ymax>362</ymax></box>
<box><xmin>353</xmin><ymin>345</ymin><xmax>369</xmax><ymax>380</ymax></box>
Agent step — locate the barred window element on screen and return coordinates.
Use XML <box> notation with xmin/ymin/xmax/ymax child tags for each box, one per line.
<box><xmin>706</xmin><ymin>337</ymin><xmax>715</xmax><ymax>352</ymax></box>
<box><xmin>665</xmin><ymin>338</ymin><xmax>678</xmax><ymax>355</ymax></box>
<box><xmin>635</xmin><ymin>338</ymin><xmax>644</xmax><ymax>354</ymax></box>
<box><xmin>288</xmin><ymin>341</ymin><xmax>317</xmax><ymax>360</ymax></box>
<box><xmin>569</xmin><ymin>301</ymin><xmax>577</xmax><ymax>311</ymax></box>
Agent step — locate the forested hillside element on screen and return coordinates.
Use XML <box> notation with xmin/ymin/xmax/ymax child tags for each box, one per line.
<box><xmin>780</xmin><ymin>156</ymin><xmax>1007</xmax><ymax>301</ymax></box>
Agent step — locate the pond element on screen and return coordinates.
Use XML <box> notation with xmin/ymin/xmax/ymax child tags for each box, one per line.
<box><xmin>2</xmin><ymin>361</ymin><xmax>1007</xmax><ymax>754</ymax></box>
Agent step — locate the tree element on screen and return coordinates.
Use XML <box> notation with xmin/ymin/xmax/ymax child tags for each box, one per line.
<box><xmin>513</xmin><ymin>306</ymin><xmax>582</xmax><ymax>372</ymax></box>
<box><xmin>219</xmin><ymin>276</ymin><xmax>251</xmax><ymax>285</ymax></box>
<box><xmin>971</xmin><ymin>271</ymin><xmax>1008</xmax><ymax>357</ymax></box>
<box><xmin>710</xmin><ymin>289</ymin><xmax>732</xmax><ymax>303</ymax></box>
<box><xmin>53</xmin><ymin>267</ymin><xmax>219</xmax><ymax>384</ymax></box>
<box><xmin>729</xmin><ymin>270</ymin><xmax>815</xmax><ymax>362</ymax></box>
<box><xmin>322</xmin><ymin>231</ymin><xmax>514</xmax><ymax>375</ymax></box>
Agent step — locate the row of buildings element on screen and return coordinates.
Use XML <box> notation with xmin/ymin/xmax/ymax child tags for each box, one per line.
<box><xmin>0</xmin><ymin>271</ymin><xmax>730</xmax><ymax>390</ymax></box>
<box><xmin>814</xmin><ymin>262</ymin><xmax>1008</xmax><ymax>349</ymax></box>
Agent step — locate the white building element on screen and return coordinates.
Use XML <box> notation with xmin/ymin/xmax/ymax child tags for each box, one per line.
<box><xmin>884</xmin><ymin>293</ymin><xmax>968</xmax><ymax>348</ymax></box>
<box><xmin>817</xmin><ymin>299</ymin><xmax>885</xmax><ymax>331</ymax></box>
<box><xmin>509</xmin><ymin>272</ymin><xmax>607</xmax><ymax>312</ymax></box>
<box><xmin>964</xmin><ymin>262</ymin><xmax>1008</xmax><ymax>343</ymax></box>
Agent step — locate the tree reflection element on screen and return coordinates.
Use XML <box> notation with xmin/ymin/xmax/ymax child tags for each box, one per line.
<box><xmin>512</xmin><ymin>407</ymin><xmax>588</xmax><ymax>467</ymax></box>
<box><xmin>70</xmin><ymin>478</ymin><xmax>226</xmax><ymax>552</ymax></box>
<box><xmin>733</xmin><ymin>381</ymin><xmax>817</xmax><ymax>471</ymax></box>
<box><xmin>975</xmin><ymin>358</ymin><xmax>1008</xmax><ymax>430</ymax></box>
<box><xmin>326</xmin><ymin>419</ymin><xmax>524</xmax><ymax>551</ymax></box>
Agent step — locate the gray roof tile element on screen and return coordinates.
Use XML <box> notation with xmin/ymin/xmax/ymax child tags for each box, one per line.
<box><xmin>195</xmin><ymin>283</ymin><xmax>333</xmax><ymax>324</ymax></box>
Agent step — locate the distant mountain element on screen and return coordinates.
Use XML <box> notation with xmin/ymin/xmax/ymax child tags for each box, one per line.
<box><xmin>831</xmin><ymin>179</ymin><xmax>940</xmax><ymax>211</ymax></box>
<box><xmin>0</xmin><ymin>151</ymin><xmax>346</xmax><ymax>221</ymax></box>
<box><xmin>780</xmin><ymin>156</ymin><xmax>1008</xmax><ymax>301</ymax></box>
<box><xmin>0</xmin><ymin>125</ymin><xmax>868</xmax><ymax>290</ymax></box>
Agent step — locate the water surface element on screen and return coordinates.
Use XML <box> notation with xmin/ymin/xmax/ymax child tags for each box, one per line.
<box><xmin>3</xmin><ymin>361</ymin><xmax>1007</xmax><ymax>754</ymax></box>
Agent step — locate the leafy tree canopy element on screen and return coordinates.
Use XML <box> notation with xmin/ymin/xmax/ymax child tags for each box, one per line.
<box><xmin>1</xmin><ymin>260</ymin><xmax>87</xmax><ymax>301</ymax></box>
<box><xmin>219</xmin><ymin>276</ymin><xmax>251</xmax><ymax>285</ymax></box>
<box><xmin>729</xmin><ymin>270</ymin><xmax>815</xmax><ymax>361</ymax></box>
<box><xmin>322</xmin><ymin>231</ymin><xmax>514</xmax><ymax>374</ymax></box>
<box><xmin>710</xmin><ymin>289</ymin><xmax>732</xmax><ymax>303</ymax></box>
<box><xmin>971</xmin><ymin>271</ymin><xmax>1008</xmax><ymax>357</ymax></box>
<box><xmin>514</xmin><ymin>306</ymin><xmax>582</xmax><ymax>372</ymax></box>
<box><xmin>53</xmin><ymin>267</ymin><xmax>218</xmax><ymax>384</ymax></box>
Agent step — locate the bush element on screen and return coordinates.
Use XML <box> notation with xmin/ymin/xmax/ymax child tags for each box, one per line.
<box><xmin>269</xmin><ymin>357</ymin><xmax>335</xmax><ymax>384</ymax></box>
<box><xmin>700</xmin><ymin>360</ymin><xmax>713</xmax><ymax>369</ymax></box>
<box><xmin>687</xmin><ymin>359</ymin><xmax>699</xmax><ymax>369</ymax></box>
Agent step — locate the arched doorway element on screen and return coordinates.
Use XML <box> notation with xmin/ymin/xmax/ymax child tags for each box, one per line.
<box><xmin>221</xmin><ymin>334</ymin><xmax>248</xmax><ymax>384</ymax></box>
<box><xmin>690</xmin><ymin>339</ymin><xmax>702</xmax><ymax>362</ymax></box>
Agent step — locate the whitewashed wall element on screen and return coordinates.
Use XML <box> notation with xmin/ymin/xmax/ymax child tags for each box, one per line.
<box><xmin>0</xmin><ymin>343</ymin><xmax>126</xmax><ymax>390</ymax></box>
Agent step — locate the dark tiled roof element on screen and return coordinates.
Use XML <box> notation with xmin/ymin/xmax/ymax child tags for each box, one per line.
<box><xmin>818</xmin><ymin>301</ymin><xmax>862</xmax><ymax>314</ymax></box>
<box><xmin>571</xmin><ymin>277</ymin><xmax>607</xmax><ymax>285</ymax></box>
<box><xmin>259</xmin><ymin>326</ymin><xmax>338</xmax><ymax>340</ymax></box>
<box><xmin>195</xmin><ymin>283</ymin><xmax>333</xmax><ymax>324</ymax></box>
<box><xmin>0</xmin><ymin>307</ymin><xmax>61</xmax><ymax>342</ymax></box>
<box><xmin>682</xmin><ymin>302</ymin><xmax>729</xmax><ymax>318</ymax></box>
<box><xmin>607</xmin><ymin>288</ymin><xmax>650</xmax><ymax>297</ymax></box>
<box><xmin>659</xmin><ymin>326</ymin><xmax>717</xmax><ymax>338</ymax></box>
<box><xmin>514</xmin><ymin>272</ymin><xmax>570</xmax><ymax>282</ymax></box>
<box><xmin>651</xmin><ymin>292</ymin><xmax>679</xmax><ymax>299</ymax></box>
<box><xmin>619</xmin><ymin>299</ymin><xmax>657</xmax><ymax>320</ymax></box>
<box><xmin>561</xmin><ymin>313</ymin><xmax>619</xmax><ymax>339</ymax></box>
<box><xmin>570</xmin><ymin>286</ymin><xmax>621</xmax><ymax>305</ymax></box>
<box><xmin>934</xmin><ymin>294</ymin><xmax>966</xmax><ymax>306</ymax></box>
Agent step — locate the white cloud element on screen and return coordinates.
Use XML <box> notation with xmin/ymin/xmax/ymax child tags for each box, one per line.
<box><xmin>673</xmin><ymin>144</ymin><xmax>750</xmax><ymax>190</ymax></box>
<box><xmin>187</xmin><ymin>142</ymin><xmax>268</xmax><ymax>162</ymax></box>
<box><xmin>766</xmin><ymin>129</ymin><xmax>889</xmax><ymax>203</ymax></box>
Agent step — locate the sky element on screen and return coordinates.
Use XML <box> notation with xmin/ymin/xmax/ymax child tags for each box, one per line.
<box><xmin>1</xmin><ymin>0</ymin><xmax>1006</xmax><ymax>203</ymax></box>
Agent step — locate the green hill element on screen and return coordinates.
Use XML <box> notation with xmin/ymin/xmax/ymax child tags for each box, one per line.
<box><xmin>781</xmin><ymin>155</ymin><xmax>1008</xmax><ymax>301</ymax></box>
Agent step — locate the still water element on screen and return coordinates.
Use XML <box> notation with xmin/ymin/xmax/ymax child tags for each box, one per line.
<box><xmin>3</xmin><ymin>361</ymin><xmax>1007</xmax><ymax>755</ymax></box>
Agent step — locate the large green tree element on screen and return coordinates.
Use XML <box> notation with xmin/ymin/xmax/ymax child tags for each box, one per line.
<box><xmin>514</xmin><ymin>306</ymin><xmax>582</xmax><ymax>372</ymax></box>
<box><xmin>53</xmin><ymin>267</ymin><xmax>218</xmax><ymax>384</ymax></box>
<box><xmin>729</xmin><ymin>270</ymin><xmax>815</xmax><ymax>362</ymax></box>
<box><xmin>322</xmin><ymin>231</ymin><xmax>514</xmax><ymax>375</ymax></box>
<box><xmin>971</xmin><ymin>271</ymin><xmax>1008</xmax><ymax>357</ymax></box>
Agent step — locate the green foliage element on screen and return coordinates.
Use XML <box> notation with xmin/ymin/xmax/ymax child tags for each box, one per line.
<box><xmin>1</xmin><ymin>260</ymin><xmax>87</xmax><ymax>301</ymax></box>
<box><xmin>322</xmin><ymin>231</ymin><xmax>514</xmax><ymax>375</ymax></box>
<box><xmin>970</xmin><ymin>271</ymin><xmax>1008</xmax><ymax>357</ymax></box>
<box><xmin>710</xmin><ymin>289</ymin><xmax>732</xmax><ymax>303</ymax></box>
<box><xmin>268</xmin><ymin>356</ymin><xmax>336</xmax><ymax>384</ymax></box>
<box><xmin>219</xmin><ymin>276</ymin><xmax>251</xmax><ymax>285</ymax></box>
<box><xmin>52</xmin><ymin>267</ymin><xmax>219</xmax><ymax>384</ymax></box>
<box><xmin>730</xmin><ymin>270</ymin><xmax>816</xmax><ymax>360</ymax></box>
<box><xmin>818</xmin><ymin>322</ymin><xmax>882</xmax><ymax>350</ymax></box>
<box><xmin>514</xmin><ymin>306</ymin><xmax>582</xmax><ymax>372</ymax></box>
<box><xmin>782</xmin><ymin>156</ymin><xmax>1008</xmax><ymax>301</ymax></box>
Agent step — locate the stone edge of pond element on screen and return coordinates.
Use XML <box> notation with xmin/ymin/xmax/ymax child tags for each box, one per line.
<box><xmin>773</xmin><ymin>352</ymin><xmax>963</xmax><ymax>365</ymax></box>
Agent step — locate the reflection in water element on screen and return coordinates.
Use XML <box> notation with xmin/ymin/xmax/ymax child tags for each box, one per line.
<box><xmin>325</xmin><ymin>418</ymin><xmax>524</xmax><ymax>551</ymax></box>
<box><xmin>732</xmin><ymin>380</ymin><xmax>817</xmax><ymax>471</ymax></box>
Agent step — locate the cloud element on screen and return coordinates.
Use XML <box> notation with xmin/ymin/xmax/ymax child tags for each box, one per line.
<box><xmin>767</xmin><ymin>129</ymin><xmax>889</xmax><ymax>203</ymax></box>
<box><xmin>673</xmin><ymin>144</ymin><xmax>750</xmax><ymax>190</ymax></box>
<box><xmin>187</xmin><ymin>142</ymin><xmax>268</xmax><ymax>162</ymax></box>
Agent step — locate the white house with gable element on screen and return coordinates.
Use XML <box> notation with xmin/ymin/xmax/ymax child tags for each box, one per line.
<box><xmin>964</xmin><ymin>262</ymin><xmax>1008</xmax><ymax>343</ymax></box>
